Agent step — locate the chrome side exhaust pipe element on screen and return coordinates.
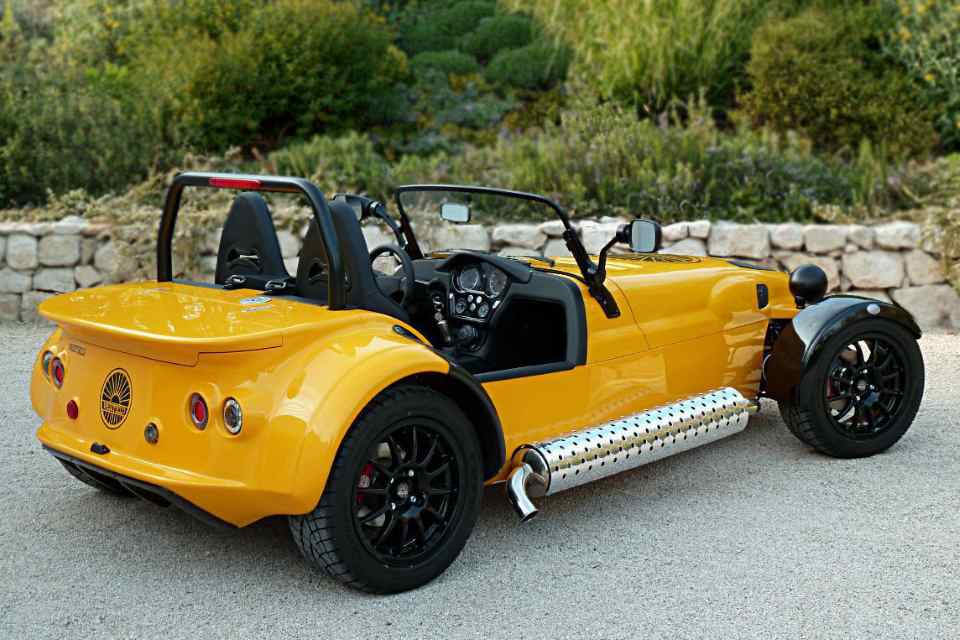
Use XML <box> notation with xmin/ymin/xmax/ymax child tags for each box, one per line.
<box><xmin>505</xmin><ymin>387</ymin><xmax>754</xmax><ymax>521</ymax></box>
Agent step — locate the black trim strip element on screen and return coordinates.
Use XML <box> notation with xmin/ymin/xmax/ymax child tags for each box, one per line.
<box><xmin>447</xmin><ymin>364</ymin><xmax>507</xmax><ymax>478</ymax></box>
<box><xmin>43</xmin><ymin>445</ymin><xmax>236</xmax><ymax>529</ymax></box>
<box><xmin>475</xmin><ymin>361</ymin><xmax>575</xmax><ymax>383</ymax></box>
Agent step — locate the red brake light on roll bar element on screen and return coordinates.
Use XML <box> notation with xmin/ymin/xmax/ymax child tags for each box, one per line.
<box><xmin>208</xmin><ymin>177</ymin><xmax>262</xmax><ymax>190</ymax></box>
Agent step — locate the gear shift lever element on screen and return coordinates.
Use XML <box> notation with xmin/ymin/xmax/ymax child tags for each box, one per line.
<box><xmin>431</xmin><ymin>293</ymin><xmax>452</xmax><ymax>346</ymax></box>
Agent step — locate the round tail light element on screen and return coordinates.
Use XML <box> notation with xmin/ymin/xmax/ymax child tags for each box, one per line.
<box><xmin>223</xmin><ymin>398</ymin><xmax>243</xmax><ymax>435</ymax></box>
<box><xmin>66</xmin><ymin>399</ymin><xmax>79</xmax><ymax>420</ymax></box>
<box><xmin>189</xmin><ymin>393</ymin><xmax>208</xmax><ymax>429</ymax></box>
<box><xmin>51</xmin><ymin>358</ymin><xmax>65</xmax><ymax>387</ymax></box>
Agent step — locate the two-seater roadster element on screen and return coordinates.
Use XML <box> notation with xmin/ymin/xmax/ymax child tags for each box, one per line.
<box><xmin>31</xmin><ymin>172</ymin><xmax>925</xmax><ymax>592</ymax></box>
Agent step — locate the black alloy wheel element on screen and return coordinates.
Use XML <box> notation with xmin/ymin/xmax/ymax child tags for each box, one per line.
<box><xmin>352</xmin><ymin>422</ymin><xmax>460</xmax><ymax>566</ymax></box>
<box><xmin>289</xmin><ymin>385</ymin><xmax>483</xmax><ymax>593</ymax></box>
<box><xmin>823</xmin><ymin>335</ymin><xmax>907</xmax><ymax>439</ymax></box>
<box><xmin>779</xmin><ymin>318</ymin><xmax>924</xmax><ymax>458</ymax></box>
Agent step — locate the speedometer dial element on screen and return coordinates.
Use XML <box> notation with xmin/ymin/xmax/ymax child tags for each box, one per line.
<box><xmin>485</xmin><ymin>267</ymin><xmax>508</xmax><ymax>297</ymax></box>
<box><xmin>457</xmin><ymin>266</ymin><xmax>482</xmax><ymax>292</ymax></box>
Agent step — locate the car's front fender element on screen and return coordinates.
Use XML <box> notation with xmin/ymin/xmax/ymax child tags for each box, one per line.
<box><xmin>764</xmin><ymin>295</ymin><xmax>921</xmax><ymax>402</ymax></box>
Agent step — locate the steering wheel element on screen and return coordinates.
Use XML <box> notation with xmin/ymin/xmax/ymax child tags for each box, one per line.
<box><xmin>369</xmin><ymin>244</ymin><xmax>415</xmax><ymax>306</ymax></box>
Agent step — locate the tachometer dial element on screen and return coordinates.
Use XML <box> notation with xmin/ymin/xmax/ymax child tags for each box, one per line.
<box><xmin>457</xmin><ymin>266</ymin><xmax>482</xmax><ymax>292</ymax></box>
<box><xmin>485</xmin><ymin>267</ymin><xmax>508</xmax><ymax>297</ymax></box>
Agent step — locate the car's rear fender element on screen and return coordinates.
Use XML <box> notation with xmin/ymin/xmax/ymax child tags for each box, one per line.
<box><xmin>287</xmin><ymin>321</ymin><xmax>505</xmax><ymax>516</ymax></box>
<box><xmin>763</xmin><ymin>295</ymin><xmax>921</xmax><ymax>402</ymax></box>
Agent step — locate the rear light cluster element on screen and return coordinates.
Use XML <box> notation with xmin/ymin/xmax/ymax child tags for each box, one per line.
<box><xmin>189</xmin><ymin>393</ymin><xmax>243</xmax><ymax>435</ymax></box>
<box><xmin>41</xmin><ymin>351</ymin><xmax>78</xmax><ymax>421</ymax></box>
<box><xmin>41</xmin><ymin>351</ymin><xmax>65</xmax><ymax>388</ymax></box>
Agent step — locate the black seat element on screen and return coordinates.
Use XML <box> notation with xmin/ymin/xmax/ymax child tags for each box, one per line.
<box><xmin>215</xmin><ymin>192</ymin><xmax>290</xmax><ymax>288</ymax></box>
<box><xmin>297</xmin><ymin>200</ymin><xmax>409</xmax><ymax>322</ymax></box>
<box><xmin>295</xmin><ymin>219</ymin><xmax>329</xmax><ymax>303</ymax></box>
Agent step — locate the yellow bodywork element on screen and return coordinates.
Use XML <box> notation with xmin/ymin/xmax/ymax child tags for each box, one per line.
<box><xmin>32</xmin><ymin>255</ymin><xmax>797</xmax><ymax>526</ymax></box>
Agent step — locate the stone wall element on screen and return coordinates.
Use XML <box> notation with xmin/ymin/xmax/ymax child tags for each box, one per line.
<box><xmin>1</xmin><ymin>215</ymin><xmax>957</xmax><ymax>330</ymax></box>
<box><xmin>0</xmin><ymin>216</ymin><xmax>113</xmax><ymax>323</ymax></box>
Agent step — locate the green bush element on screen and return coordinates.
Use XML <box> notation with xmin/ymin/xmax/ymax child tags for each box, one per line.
<box><xmin>447</xmin><ymin>98</ymin><xmax>867</xmax><ymax>222</ymax></box>
<box><xmin>268</xmin><ymin>132</ymin><xmax>392</xmax><ymax>198</ymax></box>
<box><xmin>440</xmin><ymin>1</ymin><xmax>496</xmax><ymax>35</ymax></box>
<box><xmin>411</xmin><ymin>50</ymin><xmax>480</xmax><ymax>76</ymax></box>
<box><xmin>485</xmin><ymin>40</ymin><xmax>570</xmax><ymax>90</ymax></box>
<box><xmin>398</xmin><ymin>1</ymin><xmax>495</xmax><ymax>55</ymax></box>
<box><xmin>398</xmin><ymin>20</ymin><xmax>456</xmax><ymax>55</ymax></box>
<box><xmin>742</xmin><ymin>6</ymin><xmax>935</xmax><ymax>159</ymax></box>
<box><xmin>130</xmin><ymin>0</ymin><xmax>407</xmax><ymax>150</ymax></box>
<box><xmin>395</xmin><ymin>71</ymin><xmax>515</xmax><ymax>155</ymax></box>
<box><xmin>0</xmin><ymin>67</ymin><xmax>173</xmax><ymax>206</ymax></box>
<box><xmin>511</xmin><ymin>0</ymin><xmax>771</xmax><ymax>110</ymax></box>
<box><xmin>884</xmin><ymin>0</ymin><xmax>960</xmax><ymax>151</ymax></box>
<box><xmin>462</xmin><ymin>14</ymin><xmax>533</xmax><ymax>60</ymax></box>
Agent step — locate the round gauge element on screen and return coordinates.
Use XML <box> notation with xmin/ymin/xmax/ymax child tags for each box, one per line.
<box><xmin>477</xmin><ymin>302</ymin><xmax>490</xmax><ymax>319</ymax></box>
<box><xmin>457</xmin><ymin>266</ymin><xmax>482</xmax><ymax>292</ymax></box>
<box><xmin>485</xmin><ymin>267</ymin><xmax>508</xmax><ymax>297</ymax></box>
<box><xmin>455</xmin><ymin>298</ymin><xmax>467</xmax><ymax>315</ymax></box>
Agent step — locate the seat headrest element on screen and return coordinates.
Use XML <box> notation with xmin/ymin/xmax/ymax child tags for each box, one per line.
<box><xmin>215</xmin><ymin>192</ymin><xmax>289</xmax><ymax>285</ymax></box>
<box><xmin>295</xmin><ymin>220</ymin><xmax>329</xmax><ymax>302</ymax></box>
<box><xmin>296</xmin><ymin>201</ymin><xmax>409</xmax><ymax>322</ymax></box>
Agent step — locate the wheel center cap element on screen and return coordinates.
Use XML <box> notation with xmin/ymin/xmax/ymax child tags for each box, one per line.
<box><xmin>395</xmin><ymin>482</ymin><xmax>410</xmax><ymax>500</ymax></box>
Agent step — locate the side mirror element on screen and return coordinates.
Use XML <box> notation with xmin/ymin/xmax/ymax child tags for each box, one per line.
<box><xmin>441</xmin><ymin>202</ymin><xmax>471</xmax><ymax>223</ymax></box>
<box><xmin>594</xmin><ymin>218</ymin><xmax>662</xmax><ymax>287</ymax></box>
<box><xmin>620</xmin><ymin>219</ymin><xmax>662</xmax><ymax>253</ymax></box>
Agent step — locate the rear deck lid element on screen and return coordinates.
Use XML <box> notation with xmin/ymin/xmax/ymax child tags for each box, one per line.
<box><xmin>39</xmin><ymin>281</ymin><xmax>330</xmax><ymax>365</ymax></box>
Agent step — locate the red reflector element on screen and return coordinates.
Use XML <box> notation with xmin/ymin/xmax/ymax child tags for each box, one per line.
<box><xmin>66</xmin><ymin>400</ymin><xmax>79</xmax><ymax>420</ymax></box>
<box><xmin>51</xmin><ymin>358</ymin><xmax>65</xmax><ymax>387</ymax></box>
<box><xmin>194</xmin><ymin>401</ymin><xmax>206</xmax><ymax>423</ymax></box>
<box><xmin>189</xmin><ymin>393</ymin><xmax>208</xmax><ymax>429</ymax></box>
<box><xmin>209</xmin><ymin>177</ymin><xmax>262</xmax><ymax>190</ymax></box>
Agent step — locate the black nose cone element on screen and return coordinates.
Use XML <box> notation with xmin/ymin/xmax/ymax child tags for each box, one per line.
<box><xmin>789</xmin><ymin>264</ymin><xmax>828</xmax><ymax>305</ymax></box>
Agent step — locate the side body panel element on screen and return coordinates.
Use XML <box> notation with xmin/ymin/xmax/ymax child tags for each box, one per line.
<box><xmin>484</xmin><ymin>256</ymin><xmax>797</xmax><ymax>481</ymax></box>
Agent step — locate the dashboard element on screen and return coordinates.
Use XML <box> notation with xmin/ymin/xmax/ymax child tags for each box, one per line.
<box><xmin>449</xmin><ymin>262</ymin><xmax>510</xmax><ymax>322</ymax></box>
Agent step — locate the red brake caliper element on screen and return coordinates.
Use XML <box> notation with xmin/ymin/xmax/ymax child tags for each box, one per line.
<box><xmin>357</xmin><ymin>463</ymin><xmax>374</xmax><ymax>505</ymax></box>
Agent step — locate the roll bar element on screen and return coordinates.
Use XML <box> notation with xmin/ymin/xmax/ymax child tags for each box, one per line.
<box><xmin>157</xmin><ymin>172</ymin><xmax>346</xmax><ymax>310</ymax></box>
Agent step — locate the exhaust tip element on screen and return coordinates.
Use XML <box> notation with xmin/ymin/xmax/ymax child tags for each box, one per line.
<box><xmin>506</xmin><ymin>463</ymin><xmax>541</xmax><ymax>523</ymax></box>
<box><xmin>518</xmin><ymin>509</ymin><xmax>538</xmax><ymax>523</ymax></box>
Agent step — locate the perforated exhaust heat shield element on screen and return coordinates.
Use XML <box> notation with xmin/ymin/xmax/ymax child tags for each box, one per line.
<box><xmin>507</xmin><ymin>388</ymin><xmax>754</xmax><ymax>520</ymax></box>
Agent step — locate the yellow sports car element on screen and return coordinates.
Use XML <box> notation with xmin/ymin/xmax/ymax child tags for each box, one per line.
<box><xmin>31</xmin><ymin>173</ymin><xmax>924</xmax><ymax>592</ymax></box>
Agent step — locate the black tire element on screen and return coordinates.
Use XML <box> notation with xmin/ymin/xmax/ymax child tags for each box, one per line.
<box><xmin>289</xmin><ymin>384</ymin><xmax>483</xmax><ymax>593</ymax></box>
<box><xmin>779</xmin><ymin>318</ymin><xmax>924</xmax><ymax>458</ymax></box>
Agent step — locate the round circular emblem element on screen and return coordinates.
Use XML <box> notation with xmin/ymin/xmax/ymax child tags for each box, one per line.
<box><xmin>100</xmin><ymin>369</ymin><xmax>132</xmax><ymax>429</ymax></box>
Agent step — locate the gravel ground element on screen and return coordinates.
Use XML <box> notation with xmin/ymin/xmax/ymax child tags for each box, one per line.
<box><xmin>1</xmin><ymin>323</ymin><xmax>958</xmax><ymax>639</ymax></box>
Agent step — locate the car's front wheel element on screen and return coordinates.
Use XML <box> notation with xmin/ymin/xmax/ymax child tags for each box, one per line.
<box><xmin>779</xmin><ymin>318</ymin><xmax>924</xmax><ymax>458</ymax></box>
<box><xmin>289</xmin><ymin>385</ymin><xmax>483</xmax><ymax>593</ymax></box>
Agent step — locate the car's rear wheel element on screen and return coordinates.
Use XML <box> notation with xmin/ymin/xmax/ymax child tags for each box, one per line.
<box><xmin>779</xmin><ymin>319</ymin><xmax>924</xmax><ymax>458</ymax></box>
<box><xmin>289</xmin><ymin>384</ymin><xmax>483</xmax><ymax>593</ymax></box>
